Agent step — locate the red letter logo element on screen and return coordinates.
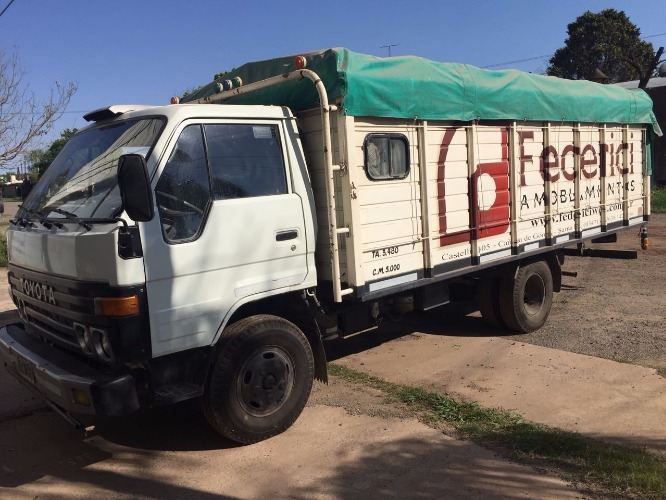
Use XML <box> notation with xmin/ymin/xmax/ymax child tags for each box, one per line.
<box><xmin>438</xmin><ymin>127</ymin><xmax>510</xmax><ymax>246</ymax></box>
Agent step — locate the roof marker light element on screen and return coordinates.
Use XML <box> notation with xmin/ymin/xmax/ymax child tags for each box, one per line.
<box><xmin>294</xmin><ymin>56</ymin><xmax>307</xmax><ymax>69</ymax></box>
<box><xmin>170</xmin><ymin>96</ymin><xmax>180</xmax><ymax>104</ymax></box>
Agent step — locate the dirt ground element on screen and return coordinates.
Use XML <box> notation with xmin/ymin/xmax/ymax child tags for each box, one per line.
<box><xmin>506</xmin><ymin>213</ymin><xmax>666</xmax><ymax>369</ymax></box>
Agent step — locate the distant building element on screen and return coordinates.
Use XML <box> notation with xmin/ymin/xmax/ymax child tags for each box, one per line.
<box><xmin>617</xmin><ymin>78</ymin><xmax>666</xmax><ymax>186</ymax></box>
<box><xmin>1</xmin><ymin>183</ymin><xmax>21</xmax><ymax>199</ymax></box>
<box><xmin>1</xmin><ymin>174</ymin><xmax>28</xmax><ymax>199</ymax></box>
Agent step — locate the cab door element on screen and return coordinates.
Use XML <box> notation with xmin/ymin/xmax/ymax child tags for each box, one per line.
<box><xmin>141</xmin><ymin>120</ymin><xmax>309</xmax><ymax>357</ymax></box>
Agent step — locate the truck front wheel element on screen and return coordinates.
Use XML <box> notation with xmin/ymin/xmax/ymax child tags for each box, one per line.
<box><xmin>499</xmin><ymin>261</ymin><xmax>553</xmax><ymax>333</ymax></box>
<box><xmin>202</xmin><ymin>315</ymin><xmax>314</xmax><ymax>444</ymax></box>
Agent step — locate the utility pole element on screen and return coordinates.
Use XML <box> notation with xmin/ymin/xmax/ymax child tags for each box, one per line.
<box><xmin>380</xmin><ymin>44</ymin><xmax>399</xmax><ymax>57</ymax></box>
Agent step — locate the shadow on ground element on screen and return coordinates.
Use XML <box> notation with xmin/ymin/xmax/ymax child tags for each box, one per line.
<box><xmin>325</xmin><ymin>302</ymin><xmax>505</xmax><ymax>362</ymax></box>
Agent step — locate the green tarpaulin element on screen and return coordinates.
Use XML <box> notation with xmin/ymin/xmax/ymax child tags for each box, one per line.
<box><xmin>183</xmin><ymin>47</ymin><xmax>661</xmax><ymax>172</ymax></box>
<box><xmin>184</xmin><ymin>48</ymin><xmax>660</xmax><ymax>130</ymax></box>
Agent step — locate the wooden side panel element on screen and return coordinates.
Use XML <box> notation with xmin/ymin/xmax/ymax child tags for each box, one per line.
<box><xmin>351</xmin><ymin>119</ymin><xmax>424</xmax><ymax>287</ymax></box>
<box><xmin>474</xmin><ymin>126</ymin><xmax>511</xmax><ymax>262</ymax></box>
<box><xmin>296</xmin><ymin>107</ymin><xmax>649</xmax><ymax>299</ymax></box>
<box><xmin>578</xmin><ymin>127</ymin><xmax>603</xmax><ymax>236</ymax></box>
<box><xmin>428</xmin><ymin>125</ymin><xmax>472</xmax><ymax>268</ymax></box>
<box><xmin>515</xmin><ymin>126</ymin><xmax>549</xmax><ymax>246</ymax></box>
<box><xmin>297</xmin><ymin>109</ymin><xmax>346</xmax><ymax>282</ymax></box>
<box><xmin>548</xmin><ymin>126</ymin><xmax>577</xmax><ymax>241</ymax></box>
<box><xmin>604</xmin><ymin>127</ymin><xmax>626</xmax><ymax>227</ymax></box>
<box><xmin>626</xmin><ymin>126</ymin><xmax>646</xmax><ymax>222</ymax></box>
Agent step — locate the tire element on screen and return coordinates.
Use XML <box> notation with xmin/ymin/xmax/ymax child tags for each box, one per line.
<box><xmin>499</xmin><ymin>261</ymin><xmax>553</xmax><ymax>333</ymax></box>
<box><xmin>202</xmin><ymin>314</ymin><xmax>314</xmax><ymax>444</ymax></box>
<box><xmin>478</xmin><ymin>277</ymin><xmax>506</xmax><ymax>328</ymax></box>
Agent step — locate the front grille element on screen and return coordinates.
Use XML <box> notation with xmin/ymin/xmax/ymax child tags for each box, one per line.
<box><xmin>8</xmin><ymin>267</ymin><xmax>111</xmax><ymax>355</ymax></box>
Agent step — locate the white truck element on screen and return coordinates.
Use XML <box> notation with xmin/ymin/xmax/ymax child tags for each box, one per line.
<box><xmin>0</xmin><ymin>48</ymin><xmax>659</xmax><ymax>443</ymax></box>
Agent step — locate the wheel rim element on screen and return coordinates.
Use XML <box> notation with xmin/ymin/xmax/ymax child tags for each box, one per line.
<box><xmin>236</xmin><ymin>346</ymin><xmax>294</xmax><ymax>417</ymax></box>
<box><xmin>523</xmin><ymin>273</ymin><xmax>546</xmax><ymax>316</ymax></box>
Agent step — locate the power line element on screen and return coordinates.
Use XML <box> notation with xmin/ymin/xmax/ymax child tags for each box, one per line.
<box><xmin>483</xmin><ymin>55</ymin><xmax>551</xmax><ymax>69</ymax></box>
<box><xmin>482</xmin><ymin>32</ymin><xmax>666</xmax><ymax>70</ymax></box>
<box><xmin>0</xmin><ymin>0</ymin><xmax>16</xmax><ymax>18</ymax></box>
<box><xmin>644</xmin><ymin>32</ymin><xmax>666</xmax><ymax>39</ymax></box>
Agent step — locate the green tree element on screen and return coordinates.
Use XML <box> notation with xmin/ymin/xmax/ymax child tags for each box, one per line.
<box><xmin>547</xmin><ymin>9</ymin><xmax>664</xmax><ymax>87</ymax></box>
<box><xmin>0</xmin><ymin>50</ymin><xmax>77</xmax><ymax>169</ymax></box>
<box><xmin>25</xmin><ymin>128</ymin><xmax>77</xmax><ymax>179</ymax></box>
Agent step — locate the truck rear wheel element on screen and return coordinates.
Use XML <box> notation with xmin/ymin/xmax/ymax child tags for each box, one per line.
<box><xmin>478</xmin><ymin>277</ymin><xmax>506</xmax><ymax>328</ymax></box>
<box><xmin>202</xmin><ymin>315</ymin><xmax>314</xmax><ymax>444</ymax></box>
<box><xmin>499</xmin><ymin>261</ymin><xmax>553</xmax><ymax>333</ymax></box>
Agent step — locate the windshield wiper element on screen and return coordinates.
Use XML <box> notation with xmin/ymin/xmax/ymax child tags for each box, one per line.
<box><xmin>48</xmin><ymin>207</ymin><xmax>93</xmax><ymax>231</ymax></box>
<box><xmin>11</xmin><ymin>205</ymin><xmax>52</xmax><ymax>228</ymax></box>
<box><xmin>15</xmin><ymin>204</ymin><xmax>129</xmax><ymax>232</ymax></box>
<box><xmin>45</xmin><ymin>207</ymin><xmax>129</xmax><ymax>231</ymax></box>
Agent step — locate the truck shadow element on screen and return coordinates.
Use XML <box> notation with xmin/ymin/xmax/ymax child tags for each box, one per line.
<box><xmin>93</xmin><ymin>400</ymin><xmax>238</xmax><ymax>452</ymax></box>
<box><xmin>0</xmin><ymin>411</ymin><xmax>235</xmax><ymax>498</ymax></box>
<box><xmin>325</xmin><ymin>302</ymin><xmax>506</xmax><ymax>362</ymax></box>
<box><xmin>95</xmin><ymin>304</ymin><xmax>498</xmax><ymax>451</ymax></box>
<box><xmin>1</xmin><ymin>409</ymin><xmax>594</xmax><ymax>498</ymax></box>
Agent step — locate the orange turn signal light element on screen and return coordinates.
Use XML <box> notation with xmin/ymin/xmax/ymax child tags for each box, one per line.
<box><xmin>294</xmin><ymin>55</ymin><xmax>307</xmax><ymax>69</ymax></box>
<box><xmin>94</xmin><ymin>295</ymin><xmax>140</xmax><ymax>317</ymax></box>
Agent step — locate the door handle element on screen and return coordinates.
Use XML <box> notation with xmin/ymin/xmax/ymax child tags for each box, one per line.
<box><xmin>276</xmin><ymin>230</ymin><xmax>298</xmax><ymax>241</ymax></box>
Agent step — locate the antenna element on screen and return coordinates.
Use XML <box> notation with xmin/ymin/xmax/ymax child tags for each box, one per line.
<box><xmin>380</xmin><ymin>44</ymin><xmax>399</xmax><ymax>57</ymax></box>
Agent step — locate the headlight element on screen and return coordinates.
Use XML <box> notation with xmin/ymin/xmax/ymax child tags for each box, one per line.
<box><xmin>91</xmin><ymin>327</ymin><xmax>114</xmax><ymax>362</ymax></box>
<box><xmin>74</xmin><ymin>322</ymin><xmax>94</xmax><ymax>354</ymax></box>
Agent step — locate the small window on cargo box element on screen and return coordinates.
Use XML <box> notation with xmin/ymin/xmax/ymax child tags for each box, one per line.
<box><xmin>364</xmin><ymin>134</ymin><xmax>409</xmax><ymax>180</ymax></box>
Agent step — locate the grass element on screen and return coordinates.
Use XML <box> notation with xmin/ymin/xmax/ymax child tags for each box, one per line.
<box><xmin>329</xmin><ymin>363</ymin><xmax>666</xmax><ymax>498</ymax></box>
<box><xmin>652</xmin><ymin>186</ymin><xmax>666</xmax><ymax>213</ymax></box>
<box><xmin>0</xmin><ymin>219</ymin><xmax>8</xmax><ymax>267</ymax></box>
<box><xmin>0</xmin><ymin>237</ymin><xmax>6</xmax><ymax>267</ymax></box>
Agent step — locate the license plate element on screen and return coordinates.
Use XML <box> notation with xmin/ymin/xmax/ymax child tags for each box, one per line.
<box><xmin>15</xmin><ymin>357</ymin><xmax>35</xmax><ymax>385</ymax></box>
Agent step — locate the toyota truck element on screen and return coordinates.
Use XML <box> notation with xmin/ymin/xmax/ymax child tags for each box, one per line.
<box><xmin>0</xmin><ymin>48</ymin><xmax>659</xmax><ymax>444</ymax></box>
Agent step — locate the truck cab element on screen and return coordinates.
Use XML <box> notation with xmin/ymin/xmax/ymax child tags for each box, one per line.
<box><xmin>1</xmin><ymin>104</ymin><xmax>320</xmax><ymax>442</ymax></box>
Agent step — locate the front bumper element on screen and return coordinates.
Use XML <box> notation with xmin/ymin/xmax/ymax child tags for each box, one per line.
<box><xmin>0</xmin><ymin>323</ymin><xmax>139</xmax><ymax>417</ymax></box>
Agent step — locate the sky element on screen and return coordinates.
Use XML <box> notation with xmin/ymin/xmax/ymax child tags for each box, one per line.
<box><xmin>1</xmin><ymin>0</ymin><xmax>666</xmax><ymax>169</ymax></box>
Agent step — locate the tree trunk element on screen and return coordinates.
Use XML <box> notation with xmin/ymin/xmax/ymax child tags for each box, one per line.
<box><xmin>639</xmin><ymin>46</ymin><xmax>664</xmax><ymax>88</ymax></box>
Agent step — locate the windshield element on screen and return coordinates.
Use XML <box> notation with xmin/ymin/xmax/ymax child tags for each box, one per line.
<box><xmin>22</xmin><ymin>117</ymin><xmax>164</xmax><ymax>220</ymax></box>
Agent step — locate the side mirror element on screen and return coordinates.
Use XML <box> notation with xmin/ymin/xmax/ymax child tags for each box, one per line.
<box><xmin>118</xmin><ymin>154</ymin><xmax>154</xmax><ymax>222</ymax></box>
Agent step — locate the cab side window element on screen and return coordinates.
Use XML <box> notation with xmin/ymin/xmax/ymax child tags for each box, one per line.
<box><xmin>155</xmin><ymin>125</ymin><xmax>211</xmax><ymax>242</ymax></box>
<box><xmin>204</xmin><ymin>124</ymin><xmax>287</xmax><ymax>199</ymax></box>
